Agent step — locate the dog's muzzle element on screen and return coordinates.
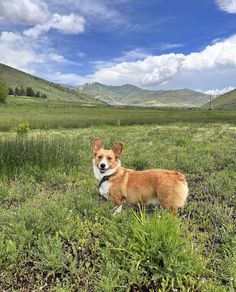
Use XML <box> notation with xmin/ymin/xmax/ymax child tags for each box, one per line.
<box><xmin>99</xmin><ymin>161</ymin><xmax>108</xmax><ymax>173</ymax></box>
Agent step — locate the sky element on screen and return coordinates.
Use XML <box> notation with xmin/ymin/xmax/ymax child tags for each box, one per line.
<box><xmin>0</xmin><ymin>0</ymin><xmax>236</xmax><ymax>94</ymax></box>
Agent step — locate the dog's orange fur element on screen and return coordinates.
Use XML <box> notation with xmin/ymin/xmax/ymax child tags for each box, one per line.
<box><xmin>93</xmin><ymin>138</ymin><xmax>188</xmax><ymax>213</ymax></box>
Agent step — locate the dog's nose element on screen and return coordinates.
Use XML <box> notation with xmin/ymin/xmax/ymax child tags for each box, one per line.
<box><xmin>100</xmin><ymin>163</ymin><xmax>106</xmax><ymax>169</ymax></box>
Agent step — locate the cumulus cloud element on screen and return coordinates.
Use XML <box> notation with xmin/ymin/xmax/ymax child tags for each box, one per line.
<box><xmin>184</xmin><ymin>35</ymin><xmax>236</xmax><ymax>70</ymax></box>
<box><xmin>46</xmin><ymin>0</ymin><xmax>128</xmax><ymax>26</ymax></box>
<box><xmin>47</xmin><ymin>72</ymin><xmax>90</xmax><ymax>85</ymax></box>
<box><xmin>0</xmin><ymin>31</ymin><xmax>44</xmax><ymax>71</ymax></box>
<box><xmin>0</xmin><ymin>0</ymin><xmax>86</xmax><ymax>38</ymax></box>
<box><xmin>0</xmin><ymin>31</ymin><xmax>74</xmax><ymax>72</ymax></box>
<box><xmin>215</xmin><ymin>0</ymin><xmax>236</xmax><ymax>13</ymax></box>
<box><xmin>90</xmin><ymin>35</ymin><xmax>236</xmax><ymax>89</ymax></box>
<box><xmin>91</xmin><ymin>53</ymin><xmax>185</xmax><ymax>86</ymax></box>
<box><xmin>23</xmin><ymin>13</ymin><xmax>85</xmax><ymax>38</ymax></box>
<box><xmin>203</xmin><ymin>86</ymin><xmax>235</xmax><ymax>96</ymax></box>
<box><xmin>141</xmin><ymin>54</ymin><xmax>185</xmax><ymax>85</ymax></box>
<box><xmin>0</xmin><ymin>0</ymin><xmax>50</xmax><ymax>24</ymax></box>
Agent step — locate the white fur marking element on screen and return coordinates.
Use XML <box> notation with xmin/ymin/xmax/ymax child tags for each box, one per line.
<box><xmin>99</xmin><ymin>180</ymin><xmax>110</xmax><ymax>200</ymax></box>
<box><xmin>93</xmin><ymin>160</ymin><xmax>121</xmax><ymax>181</ymax></box>
<box><xmin>99</xmin><ymin>158</ymin><xmax>109</xmax><ymax>169</ymax></box>
<box><xmin>93</xmin><ymin>160</ymin><xmax>121</xmax><ymax>200</ymax></box>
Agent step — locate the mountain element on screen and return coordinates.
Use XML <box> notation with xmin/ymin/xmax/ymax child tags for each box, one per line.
<box><xmin>0</xmin><ymin>63</ymin><xmax>102</xmax><ymax>104</ymax></box>
<box><xmin>77</xmin><ymin>82</ymin><xmax>209</xmax><ymax>107</ymax></box>
<box><xmin>202</xmin><ymin>89</ymin><xmax>236</xmax><ymax>109</ymax></box>
<box><xmin>0</xmin><ymin>63</ymin><xmax>210</xmax><ymax>107</ymax></box>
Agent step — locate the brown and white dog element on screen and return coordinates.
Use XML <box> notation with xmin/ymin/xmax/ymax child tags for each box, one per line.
<box><xmin>92</xmin><ymin>138</ymin><xmax>188</xmax><ymax>214</ymax></box>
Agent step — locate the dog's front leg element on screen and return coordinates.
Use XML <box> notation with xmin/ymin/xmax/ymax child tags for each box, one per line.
<box><xmin>113</xmin><ymin>204</ymin><xmax>123</xmax><ymax>215</ymax></box>
<box><xmin>110</xmin><ymin>191</ymin><xmax>125</xmax><ymax>215</ymax></box>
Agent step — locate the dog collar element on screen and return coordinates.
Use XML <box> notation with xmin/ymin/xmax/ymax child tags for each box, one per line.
<box><xmin>98</xmin><ymin>175</ymin><xmax>110</xmax><ymax>189</ymax></box>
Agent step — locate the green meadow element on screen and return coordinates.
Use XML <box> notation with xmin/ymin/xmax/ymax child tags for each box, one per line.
<box><xmin>0</xmin><ymin>98</ymin><xmax>235</xmax><ymax>291</ymax></box>
<box><xmin>1</xmin><ymin>96</ymin><xmax>236</xmax><ymax>131</ymax></box>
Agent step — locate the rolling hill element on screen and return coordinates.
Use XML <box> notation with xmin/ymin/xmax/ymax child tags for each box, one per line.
<box><xmin>1</xmin><ymin>63</ymin><xmax>210</xmax><ymax>107</ymax></box>
<box><xmin>0</xmin><ymin>63</ymin><xmax>102</xmax><ymax>105</ymax></box>
<box><xmin>202</xmin><ymin>89</ymin><xmax>236</xmax><ymax>109</ymax></box>
<box><xmin>77</xmin><ymin>82</ymin><xmax>209</xmax><ymax>107</ymax></box>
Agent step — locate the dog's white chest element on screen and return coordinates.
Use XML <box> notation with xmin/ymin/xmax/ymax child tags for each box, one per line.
<box><xmin>99</xmin><ymin>181</ymin><xmax>110</xmax><ymax>200</ymax></box>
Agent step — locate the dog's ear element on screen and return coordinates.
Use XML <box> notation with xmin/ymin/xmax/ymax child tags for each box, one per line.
<box><xmin>112</xmin><ymin>142</ymin><xmax>123</xmax><ymax>158</ymax></box>
<box><xmin>92</xmin><ymin>138</ymin><xmax>103</xmax><ymax>155</ymax></box>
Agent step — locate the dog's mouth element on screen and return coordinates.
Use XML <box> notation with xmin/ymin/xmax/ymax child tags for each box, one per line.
<box><xmin>99</xmin><ymin>168</ymin><xmax>107</xmax><ymax>173</ymax></box>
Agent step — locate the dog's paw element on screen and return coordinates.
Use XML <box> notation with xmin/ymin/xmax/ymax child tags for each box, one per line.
<box><xmin>112</xmin><ymin>204</ymin><xmax>123</xmax><ymax>215</ymax></box>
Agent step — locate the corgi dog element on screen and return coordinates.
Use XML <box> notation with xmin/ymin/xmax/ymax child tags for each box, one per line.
<box><xmin>92</xmin><ymin>138</ymin><xmax>188</xmax><ymax>214</ymax></box>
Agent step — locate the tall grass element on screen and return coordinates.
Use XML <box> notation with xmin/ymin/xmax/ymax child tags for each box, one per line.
<box><xmin>0</xmin><ymin>124</ymin><xmax>235</xmax><ymax>290</ymax></box>
<box><xmin>0</xmin><ymin>135</ymin><xmax>81</xmax><ymax>177</ymax></box>
<box><xmin>97</xmin><ymin>210</ymin><xmax>208</xmax><ymax>291</ymax></box>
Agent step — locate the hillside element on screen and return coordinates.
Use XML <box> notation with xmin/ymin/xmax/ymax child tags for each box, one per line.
<box><xmin>202</xmin><ymin>89</ymin><xmax>236</xmax><ymax>109</ymax></box>
<box><xmin>0</xmin><ymin>63</ymin><xmax>102</xmax><ymax>104</ymax></box>
<box><xmin>77</xmin><ymin>82</ymin><xmax>209</xmax><ymax>107</ymax></box>
<box><xmin>0</xmin><ymin>63</ymin><xmax>210</xmax><ymax>107</ymax></box>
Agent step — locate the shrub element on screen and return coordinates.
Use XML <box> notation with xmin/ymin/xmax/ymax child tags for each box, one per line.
<box><xmin>97</xmin><ymin>210</ymin><xmax>208</xmax><ymax>290</ymax></box>
<box><xmin>15</xmin><ymin>122</ymin><xmax>30</xmax><ymax>137</ymax></box>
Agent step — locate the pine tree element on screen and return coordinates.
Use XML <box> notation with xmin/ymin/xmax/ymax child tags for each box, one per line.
<box><xmin>0</xmin><ymin>80</ymin><xmax>8</xmax><ymax>103</ymax></box>
<box><xmin>15</xmin><ymin>87</ymin><xmax>20</xmax><ymax>96</ymax></box>
<box><xmin>35</xmin><ymin>91</ymin><xmax>41</xmax><ymax>98</ymax></box>
<box><xmin>8</xmin><ymin>87</ymin><xmax>14</xmax><ymax>95</ymax></box>
<box><xmin>19</xmin><ymin>86</ymin><xmax>26</xmax><ymax>96</ymax></box>
<box><xmin>26</xmin><ymin>86</ymin><xmax>35</xmax><ymax>97</ymax></box>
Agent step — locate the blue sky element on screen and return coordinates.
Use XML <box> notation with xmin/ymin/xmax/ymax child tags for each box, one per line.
<box><xmin>0</xmin><ymin>0</ymin><xmax>236</xmax><ymax>94</ymax></box>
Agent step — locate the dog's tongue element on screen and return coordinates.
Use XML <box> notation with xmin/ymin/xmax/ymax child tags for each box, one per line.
<box><xmin>100</xmin><ymin>169</ymin><xmax>106</xmax><ymax>173</ymax></box>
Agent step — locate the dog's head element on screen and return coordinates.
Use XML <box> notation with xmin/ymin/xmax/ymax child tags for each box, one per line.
<box><xmin>92</xmin><ymin>138</ymin><xmax>123</xmax><ymax>174</ymax></box>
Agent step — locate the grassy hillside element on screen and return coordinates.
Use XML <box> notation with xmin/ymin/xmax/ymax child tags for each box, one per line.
<box><xmin>0</xmin><ymin>124</ymin><xmax>235</xmax><ymax>290</ymax></box>
<box><xmin>202</xmin><ymin>89</ymin><xmax>236</xmax><ymax>109</ymax></box>
<box><xmin>123</xmin><ymin>88</ymin><xmax>209</xmax><ymax>107</ymax></box>
<box><xmin>0</xmin><ymin>63</ymin><xmax>102</xmax><ymax>104</ymax></box>
<box><xmin>77</xmin><ymin>82</ymin><xmax>123</xmax><ymax>104</ymax></box>
<box><xmin>77</xmin><ymin>82</ymin><xmax>209</xmax><ymax>107</ymax></box>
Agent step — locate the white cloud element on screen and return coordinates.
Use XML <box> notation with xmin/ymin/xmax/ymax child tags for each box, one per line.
<box><xmin>24</xmin><ymin>13</ymin><xmax>85</xmax><ymax>38</ymax></box>
<box><xmin>0</xmin><ymin>0</ymin><xmax>86</xmax><ymax>38</ymax></box>
<box><xmin>77</xmin><ymin>51</ymin><xmax>86</xmax><ymax>58</ymax></box>
<box><xmin>0</xmin><ymin>0</ymin><xmax>50</xmax><ymax>24</ymax></box>
<box><xmin>47</xmin><ymin>53</ymin><xmax>75</xmax><ymax>64</ymax></box>
<box><xmin>159</xmin><ymin>43</ymin><xmax>184</xmax><ymax>51</ymax></box>
<box><xmin>0</xmin><ymin>31</ymin><xmax>74</xmax><ymax>72</ymax></box>
<box><xmin>44</xmin><ymin>0</ymin><xmax>129</xmax><ymax>26</ymax></box>
<box><xmin>48</xmin><ymin>72</ymin><xmax>90</xmax><ymax>85</ymax></box>
<box><xmin>141</xmin><ymin>54</ymin><xmax>185</xmax><ymax>85</ymax></box>
<box><xmin>203</xmin><ymin>86</ymin><xmax>235</xmax><ymax>96</ymax></box>
<box><xmin>89</xmin><ymin>35</ymin><xmax>236</xmax><ymax>90</ymax></box>
<box><xmin>116</xmin><ymin>48</ymin><xmax>151</xmax><ymax>62</ymax></box>
<box><xmin>184</xmin><ymin>35</ymin><xmax>236</xmax><ymax>70</ymax></box>
<box><xmin>91</xmin><ymin>48</ymin><xmax>151</xmax><ymax>71</ymax></box>
<box><xmin>215</xmin><ymin>0</ymin><xmax>236</xmax><ymax>13</ymax></box>
<box><xmin>0</xmin><ymin>31</ymin><xmax>44</xmax><ymax>71</ymax></box>
<box><xmin>91</xmin><ymin>54</ymin><xmax>185</xmax><ymax>86</ymax></box>
<box><xmin>49</xmin><ymin>13</ymin><xmax>85</xmax><ymax>34</ymax></box>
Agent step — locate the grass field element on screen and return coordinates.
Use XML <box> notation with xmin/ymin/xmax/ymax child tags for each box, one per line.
<box><xmin>1</xmin><ymin>97</ymin><xmax>236</xmax><ymax>132</ymax></box>
<box><xmin>0</xmin><ymin>113</ymin><xmax>235</xmax><ymax>290</ymax></box>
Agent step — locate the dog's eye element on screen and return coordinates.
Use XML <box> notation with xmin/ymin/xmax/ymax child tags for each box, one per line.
<box><xmin>98</xmin><ymin>155</ymin><xmax>103</xmax><ymax>159</ymax></box>
<box><xmin>107</xmin><ymin>156</ymin><xmax>112</xmax><ymax>161</ymax></box>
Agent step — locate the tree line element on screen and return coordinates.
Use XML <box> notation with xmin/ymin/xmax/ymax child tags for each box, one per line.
<box><xmin>0</xmin><ymin>80</ymin><xmax>7</xmax><ymax>103</ymax></box>
<box><xmin>8</xmin><ymin>86</ymin><xmax>48</xmax><ymax>99</ymax></box>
